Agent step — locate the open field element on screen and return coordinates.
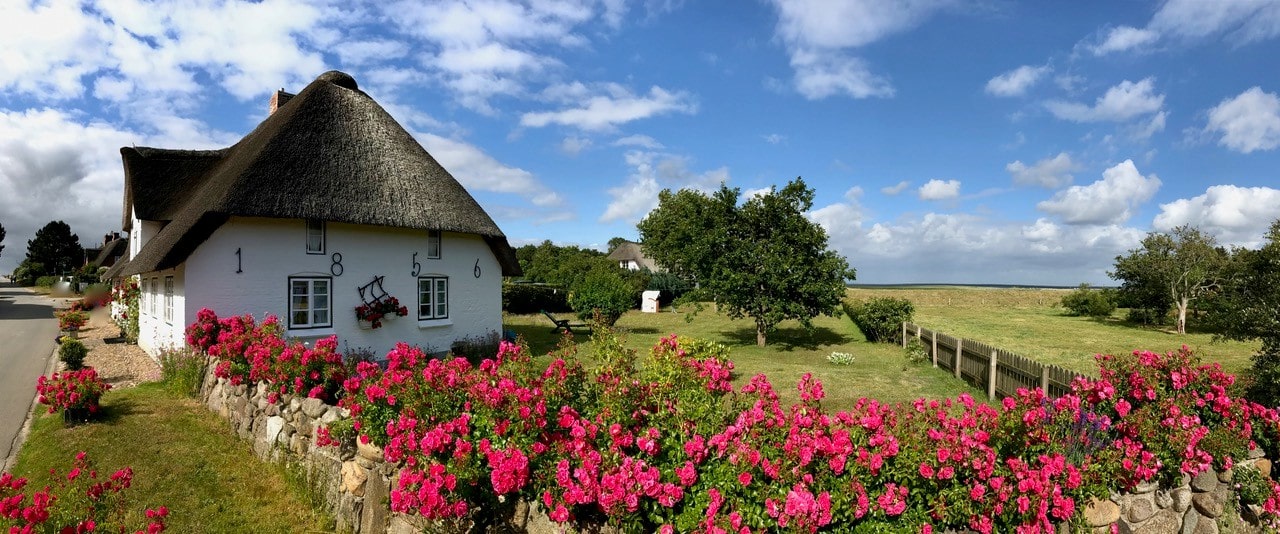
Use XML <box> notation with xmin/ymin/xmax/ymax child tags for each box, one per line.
<box><xmin>505</xmin><ymin>308</ymin><xmax>981</xmax><ymax>410</ymax></box>
<box><xmin>847</xmin><ymin>287</ymin><xmax>1262</xmax><ymax>375</ymax></box>
<box><xmin>11</xmin><ymin>383</ymin><xmax>334</xmax><ymax>533</ymax></box>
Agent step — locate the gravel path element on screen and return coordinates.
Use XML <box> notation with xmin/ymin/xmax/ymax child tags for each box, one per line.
<box><xmin>72</xmin><ymin>307</ymin><xmax>162</xmax><ymax>388</ymax></box>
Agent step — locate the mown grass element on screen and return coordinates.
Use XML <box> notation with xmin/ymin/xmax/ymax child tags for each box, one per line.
<box><xmin>11</xmin><ymin>383</ymin><xmax>334</xmax><ymax>533</ymax></box>
<box><xmin>847</xmin><ymin>287</ymin><xmax>1262</xmax><ymax>375</ymax></box>
<box><xmin>506</xmin><ymin>306</ymin><xmax>981</xmax><ymax>411</ymax></box>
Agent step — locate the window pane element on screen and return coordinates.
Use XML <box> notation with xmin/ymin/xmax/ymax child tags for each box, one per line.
<box><xmin>293</xmin><ymin>311</ymin><xmax>308</xmax><ymax>325</ymax></box>
<box><xmin>293</xmin><ymin>295</ymin><xmax>308</xmax><ymax>310</ymax></box>
<box><xmin>292</xmin><ymin>281</ymin><xmax>308</xmax><ymax>295</ymax></box>
<box><xmin>313</xmin><ymin>309</ymin><xmax>329</xmax><ymax>325</ymax></box>
<box><xmin>314</xmin><ymin>280</ymin><xmax>328</xmax><ymax>295</ymax></box>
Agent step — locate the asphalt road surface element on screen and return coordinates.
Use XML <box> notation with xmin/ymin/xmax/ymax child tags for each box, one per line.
<box><xmin>0</xmin><ymin>281</ymin><xmax>56</xmax><ymax>468</ymax></box>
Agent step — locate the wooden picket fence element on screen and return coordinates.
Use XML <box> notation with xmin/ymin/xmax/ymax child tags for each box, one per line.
<box><xmin>902</xmin><ymin>322</ymin><xmax>1090</xmax><ymax>400</ymax></box>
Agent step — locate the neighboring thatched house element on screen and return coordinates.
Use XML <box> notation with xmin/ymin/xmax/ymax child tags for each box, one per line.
<box><xmin>606</xmin><ymin>241</ymin><xmax>660</xmax><ymax>272</ymax></box>
<box><xmin>85</xmin><ymin>232</ymin><xmax>127</xmax><ymax>272</ymax></box>
<box><xmin>109</xmin><ymin>71</ymin><xmax>520</xmax><ymax>358</ymax></box>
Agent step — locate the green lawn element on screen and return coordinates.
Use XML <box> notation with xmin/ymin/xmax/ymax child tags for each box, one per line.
<box><xmin>848</xmin><ymin>287</ymin><xmax>1262</xmax><ymax>376</ymax></box>
<box><xmin>506</xmin><ymin>306</ymin><xmax>981</xmax><ymax>410</ymax></box>
<box><xmin>11</xmin><ymin>383</ymin><xmax>334</xmax><ymax>533</ymax></box>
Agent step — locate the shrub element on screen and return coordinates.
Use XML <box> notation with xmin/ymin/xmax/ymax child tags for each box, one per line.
<box><xmin>186</xmin><ymin>309</ymin><xmax>347</xmax><ymax>402</ymax></box>
<box><xmin>160</xmin><ymin>346</ymin><xmax>207</xmax><ymax>398</ymax></box>
<box><xmin>0</xmin><ymin>452</ymin><xmax>169</xmax><ymax>533</ymax></box>
<box><xmin>502</xmin><ymin>283</ymin><xmax>571</xmax><ymax>314</ymax></box>
<box><xmin>1244</xmin><ymin>338</ymin><xmax>1280</xmax><ymax>410</ymax></box>
<box><xmin>113</xmin><ymin>278</ymin><xmax>140</xmax><ymax>343</ymax></box>
<box><xmin>646</xmin><ymin>272</ymin><xmax>692</xmax><ymax>306</ymax></box>
<box><xmin>57</xmin><ymin>338</ymin><xmax>88</xmax><ymax>370</ymax></box>
<box><xmin>827</xmin><ymin>351</ymin><xmax>855</xmax><ymax>365</ymax></box>
<box><xmin>904</xmin><ymin>337</ymin><xmax>929</xmax><ymax>364</ymax></box>
<box><xmin>843</xmin><ymin>296</ymin><xmax>915</xmax><ymax>343</ymax></box>
<box><xmin>450</xmin><ymin>331</ymin><xmax>502</xmax><ymax>365</ymax></box>
<box><xmin>35</xmin><ymin>275</ymin><xmax>59</xmax><ymax>288</ymax></box>
<box><xmin>1060</xmin><ymin>283</ymin><xmax>1117</xmax><ymax>318</ymax></box>
<box><xmin>36</xmin><ymin>368</ymin><xmax>110</xmax><ymax>422</ymax></box>
<box><xmin>569</xmin><ymin>270</ymin><xmax>635</xmax><ymax>326</ymax></box>
<box><xmin>1126</xmin><ymin>306</ymin><xmax>1168</xmax><ymax>326</ymax></box>
<box><xmin>1235</xmin><ymin>464</ymin><xmax>1272</xmax><ymax>506</ymax></box>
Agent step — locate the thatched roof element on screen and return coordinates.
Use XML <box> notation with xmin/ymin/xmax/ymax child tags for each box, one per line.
<box><xmin>89</xmin><ymin>237</ymin><xmax>128</xmax><ymax>269</ymax></box>
<box><xmin>100</xmin><ymin>256</ymin><xmax>129</xmax><ymax>281</ymax></box>
<box><xmin>606</xmin><ymin>241</ymin><xmax>659</xmax><ymax>271</ymax></box>
<box><xmin>119</xmin><ymin>70</ymin><xmax>520</xmax><ymax>277</ymax></box>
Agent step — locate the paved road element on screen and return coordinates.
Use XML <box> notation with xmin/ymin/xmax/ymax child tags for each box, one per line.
<box><xmin>0</xmin><ymin>282</ymin><xmax>57</xmax><ymax>469</ymax></box>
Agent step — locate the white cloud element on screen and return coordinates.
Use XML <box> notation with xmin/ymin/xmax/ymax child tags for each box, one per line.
<box><xmin>334</xmin><ymin>39</ymin><xmax>410</xmax><ymax>66</ymax></box>
<box><xmin>1006</xmin><ymin>152</ymin><xmax>1079</xmax><ymax>188</ymax></box>
<box><xmin>918</xmin><ymin>179</ymin><xmax>960</xmax><ymax>200</ymax></box>
<box><xmin>1045</xmin><ymin>78</ymin><xmax>1165</xmax><ymax>123</ymax></box>
<box><xmin>560</xmin><ymin>136</ymin><xmax>592</xmax><ymax>156</ymax></box>
<box><xmin>1131</xmin><ymin>110</ymin><xmax>1167</xmax><ymax>140</ymax></box>
<box><xmin>612</xmin><ymin>134</ymin><xmax>664</xmax><ymax>149</ymax></box>
<box><xmin>520</xmin><ymin>85</ymin><xmax>697</xmax><ymax>132</ymax></box>
<box><xmin>600</xmin><ymin>151</ymin><xmax>729</xmax><ymax>223</ymax></box>
<box><xmin>1149</xmin><ymin>0</ymin><xmax>1280</xmax><ymax>46</ymax></box>
<box><xmin>416</xmin><ymin>132</ymin><xmax>565</xmax><ymax>212</ymax></box>
<box><xmin>985</xmin><ymin>65</ymin><xmax>1050</xmax><ymax>97</ymax></box>
<box><xmin>1204</xmin><ymin>87</ymin><xmax>1280</xmax><ymax>153</ymax></box>
<box><xmin>1036</xmin><ymin>160</ymin><xmax>1161</xmax><ymax>225</ymax></box>
<box><xmin>1153</xmin><ymin>185</ymin><xmax>1280</xmax><ymax>246</ymax></box>
<box><xmin>1089</xmin><ymin>26</ymin><xmax>1159</xmax><ymax>55</ymax></box>
<box><xmin>766</xmin><ymin>0</ymin><xmax>953</xmax><ymax>99</ymax></box>
<box><xmin>880</xmin><ymin>180</ymin><xmax>910</xmax><ymax>195</ymax></box>
<box><xmin>763</xmin><ymin>133</ymin><xmax>786</xmax><ymax>145</ymax></box>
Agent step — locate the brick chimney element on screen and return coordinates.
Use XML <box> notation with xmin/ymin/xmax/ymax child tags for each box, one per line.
<box><xmin>268</xmin><ymin>89</ymin><xmax>295</xmax><ymax>115</ymax></box>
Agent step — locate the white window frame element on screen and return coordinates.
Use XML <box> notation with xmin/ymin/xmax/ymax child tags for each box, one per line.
<box><xmin>163</xmin><ymin>276</ymin><xmax>174</xmax><ymax>324</ymax></box>
<box><xmin>306</xmin><ymin>220</ymin><xmax>325</xmax><ymax>255</ymax></box>
<box><xmin>288</xmin><ymin>277</ymin><xmax>332</xmax><ymax>329</ymax></box>
<box><xmin>141</xmin><ymin>278</ymin><xmax>150</xmax><ymax>316</ymax></box>
<box><xmin>426</xmin><ymin>230</ymin><xmax>441</xmax><ymax>259</ymax></box>
<box><xmin>417</xmin><ymin>276</ymin><xmax>448</xmax><ymax>320</ymax></box>
<box><xmin>150</xmin><ymin>277</ymin><xmax>158</xmax><ymax>316</ymax></box>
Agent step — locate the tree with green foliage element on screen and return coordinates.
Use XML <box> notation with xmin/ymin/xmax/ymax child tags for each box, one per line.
<box><xmin>0</xmin><ymin>222</ymin><xmax>6</xmax><ymax>260</ymax></box>
<box><xmin>25</xmin><ymin>220</ymin><xmax>84</xmax><ymax>277</ymax></box>
<box><xmin>1060</xmin><ymin>283</ymin><xmax>1118</xmax><ymax>319</ymax></box>
<box><xmin>1204</xmin><ymin>220</ymin><xmax>1280</xmax><ymax>406</ymax></box>
<box><xmin>569</xmin><ymin>268</ymin><xmax>636</xmax><ymax>326</ymax></box>
<box><xmin>607</xmin><ymin>236</ymin><xmax>629</xmax><ymax>252</ymax></box>
<box><xmin>639</xmin><ymin>178</ymin><xmax>855</xmax><ymax>346</ymax></box>
<box><xmin>1110</xmin><ymin>225</ymin><xmax>1225</xmax><ymax>334</ymax></box>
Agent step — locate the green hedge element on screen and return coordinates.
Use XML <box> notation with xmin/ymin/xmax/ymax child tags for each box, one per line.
<box><xmin>35</xmin><ymin>275</ymin><xmax>60</xmax><ymax>288</ymax></box>
<box><xmin>502</xmin><ymin>283</ymin><xmax>571</xmax><ymax>314</ymax></box>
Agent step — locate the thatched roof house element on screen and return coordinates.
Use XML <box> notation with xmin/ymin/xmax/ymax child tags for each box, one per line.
<box><xmin>117</xmin><ymin>70</ymin><xmax>519</xmax><ymax>278</ymax></box>
<box><xmin>112</xmin><ymin>70</ymin><xmax>521</xmax><ymax>358</ymax></box>
<box><xmin>607</xmin><ymin>241</ymin><xmax>659</xmax><ymax>271</ymax></box>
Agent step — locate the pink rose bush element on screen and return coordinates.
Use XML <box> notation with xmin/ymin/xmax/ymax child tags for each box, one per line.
<box><xmin>36</xmin><ymin>368</ymin><xmax>110</xmax><ymax>422</ymax></box>
<box><xmin>1</xmin><ymin>452</ymin><xmax>168</xmax><ymax>533</ymax></box>
<box><xmin>185</xmin><ymin>309</ymin><xmax>346</xmax><ymax>401</ymax></box>
<box><xmin>185</xmin><ymin>306</ymin><xmax>1280</xmax><ymax>532</ymax></box>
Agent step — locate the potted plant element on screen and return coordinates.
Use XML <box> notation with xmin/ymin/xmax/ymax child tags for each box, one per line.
<box><xmin>56</xmin><ymin>309</ymin><xmax>89</xmax><ymax>338</ymax></box>
<box><xmin>355</xmin><ymin>296</ymin><xmax>408</xmax><ymax>329</ymax></box>
<box><xmin>36</xmin><ymin>367</ymin><xmax>111</xmax><ymax>425</ymax></box>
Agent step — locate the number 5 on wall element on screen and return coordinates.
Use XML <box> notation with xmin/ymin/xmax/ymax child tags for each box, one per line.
<box><xmin>411</xmin><ymin>252</ymin><xmax>421</xmax><ymax>277</ymax></box>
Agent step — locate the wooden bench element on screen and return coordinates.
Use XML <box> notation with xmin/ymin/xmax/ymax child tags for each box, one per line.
<box><xmin>541</xmin><ymin>310</ymin><xmax>589</xmax><ymax>334</ymax></box>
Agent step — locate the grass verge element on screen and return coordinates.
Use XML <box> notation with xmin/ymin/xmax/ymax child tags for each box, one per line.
<box><xmin>506</xmin><ymin>306</ymin><xmax>981</xmax><ymax>411</ymax></box>
<box><xmin>11</xmin><ymin>383</ymin><xmax>335</xmax><ymax>533</ymax></box>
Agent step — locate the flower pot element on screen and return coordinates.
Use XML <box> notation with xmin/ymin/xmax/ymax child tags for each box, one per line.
<box><xmin>62</xmin><ymin>406</ymin><xmax>94</xmax><ymax>426</ymax></box>
<box><xmin>60</xmin><ymin>329</ymin><xmax>79</xmax><ymax>340</ymax></box>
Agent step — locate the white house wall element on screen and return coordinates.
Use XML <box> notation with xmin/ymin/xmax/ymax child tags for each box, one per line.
<box><xmin>137</xmin><ymin>266</ymin><xmax>186</xmax><ymax>356</ymax></box>
<box><xmin>179</xmin><ymin>217</ymin><xmax>503</xmax><ymax>359</ymax></box>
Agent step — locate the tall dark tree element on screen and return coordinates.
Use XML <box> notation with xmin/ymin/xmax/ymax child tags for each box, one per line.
<box><xmin>1204</xmin><ymin>220</ymin><xmax>1280</xmax><ymax>406</ymax></box>
<box><xmin>25</xmin><ymin>220</ymin><xmax>84</xmax><ymax>277</ymax></box>
<box><xmin>1110</xmin><ymin>225</ymin><xmax>1224</xmax><ymax>334</ymax></box>
<box><xmin>639</xmin><ymin>178</ymin><xmax>855</xmax><ymax>346</ymax></box>
<box><xmin>0</xmin><ymin>222</ymin><xmax>6</xmax><ymax>259</ymax></box>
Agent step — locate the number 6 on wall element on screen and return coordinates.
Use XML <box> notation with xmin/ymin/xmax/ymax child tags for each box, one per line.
<box><xmin>474</xmin><ymin>258</ymin><xmax>481</xmax><ymax>278</ymax></box>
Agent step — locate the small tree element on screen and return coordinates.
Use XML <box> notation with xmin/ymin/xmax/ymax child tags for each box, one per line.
<box><xmin>640</xmin><ymin>178</ymin><xmax>855</xmax><ymax>346</ymax></box>
<box><xmin>1110</xmin><ymin>225</ymin><xmax>1224</xmax><ymax>334</ymax></box>
<box><xmin>1060</xmin><ymin>283</ymin><xmax>1117</xmax><ymax>319</ymax></box>
<box><xmin>25</xmin><ymin>220</ymin><xmax>84</xmax><ymax>277</ymax></box>
<box><xmin>842</xmin><ymin>297</ymin><xmax>915</xmax><ymax>343</ymax></box>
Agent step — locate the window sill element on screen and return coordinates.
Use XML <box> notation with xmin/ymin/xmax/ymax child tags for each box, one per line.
<box><xmin>287</xmin><ymin>328</ymin><xmax>337</xmax><ymax>339</ymax></box>
<box><xmin>417</xmin><ymin>318</ymin><xmax>452</xmax><ymax>329</ymax></box>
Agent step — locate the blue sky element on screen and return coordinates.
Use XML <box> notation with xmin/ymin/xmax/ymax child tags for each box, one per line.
<box><xmin>2</xmin><ymin>0</ymin><xmax>1280</xmax><ymax>285</ymax></box>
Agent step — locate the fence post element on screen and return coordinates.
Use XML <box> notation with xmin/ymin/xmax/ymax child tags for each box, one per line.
<box><xmin>901</xmin><ymin>322</ymin><xmax>907</xmax><ymax>348</ymax></box>
<box><xmin>988</xmin><ymin>350</ymin><xmax>998</xmax><ymax>400</ymax></box>
<box><xmin>931</xmin><ymin>330</ymin><xmax>938</xmax><ymax>368</ymax></box>
<box><xmin>954</xmin><ymin>338</ymin><xmax>963</xmax><ymax>379</ymax></box>
<box><xmin>1040</xmin><ymin>366</ymin><xmax>1050</xmax><ymax>394</ymax></box>
<box><xmin>916</xmin><ymin>324</ymin><xmax>922</xmax><ymax>341</ymax></box>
